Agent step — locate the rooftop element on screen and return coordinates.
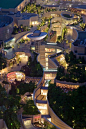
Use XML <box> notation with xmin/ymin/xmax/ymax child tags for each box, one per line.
<box><xmin>0</xmin><ymin>0</ymin><xmax>23</xmax><ymax>9</ymax></box>
<box><xmin>73</xmin><ymin>31</ymin><xmax>86</xmax><ymax>46</ymax></box>
<box><xmin>75</xmin><ymin>5</ymin><xmax>86</xmax><ymax>10</ymax></box>
<box><xmin>27</xmin><ymin>32</ymin><xmax>47</xmax><ymax>41</ymax></box>
<box><xmin>43</xmin><ymin>5</ymin><xmax>59</xmax><ymax>7</ymax></box>
<box><xmin>0</xmin><ymin>15</ymin><xmax>13</xmax><ymax>28</ymax></box>
<box><xmin>21</xmin><ymin>13</ymin><xmax>37</xmax><ymax>20</ymax></box>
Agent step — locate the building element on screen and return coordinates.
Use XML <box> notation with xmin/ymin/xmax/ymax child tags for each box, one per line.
<box><xmin>17</xmin><ymin>13</ymin><xmax>38</xmax><ymax>27</ymax></box>
<box><xmin>71</xmin><ymin>31</ymin><xmax>86</xmax><ymax>60</ymax></box>
<box><xmin>0</xmin><ymin>0</ymin><xmax>30</xmax><ymax>13</ymax></box>
<box><xmin>0</xmin><ymin>15</ymin><xmax>14</xmax><ymax>41</ymax></box>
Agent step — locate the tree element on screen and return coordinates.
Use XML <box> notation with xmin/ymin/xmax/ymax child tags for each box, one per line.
<box><xmin>23</xmin><ymin>100</ymin><xmax>39</xmax><ymax>115</ymax></box>
<box><xmin>80</xmin><ymin>23</ymin><xmax>86</xmax><ymax>31</ymax></box>
<box><xmin>48</xmin><ymin>84</ymin><xmax>86</xmax><ymax>129</ymax></box>
<box><xmin>0</xmin><ymin>84</ymin><xmax>21</xmax><ymax>129</ymax></box>
<box><xmin>62</xmin><ymin>27</ymin><xmax>67</xmax><ymax>41</ymax></box>
<box><xmin>17</xmin><ymin>81</ymin><xmax>36</xmax><ymax>95</ymax></box>
<box><xmin>0</xmin><ymin>53</ymin><xmax>7</xmax><ymax>70</ymax></box>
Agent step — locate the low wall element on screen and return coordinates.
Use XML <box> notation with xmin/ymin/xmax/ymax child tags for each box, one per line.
<box><xmin>47</xmin><ymin>100</ymin><xmax>73</xmax><ymax>129</ymax></box>
<box><xmin>55</xmin><ymin>79</ymin><xmax>86</xmax><ymax>89</ymax></box>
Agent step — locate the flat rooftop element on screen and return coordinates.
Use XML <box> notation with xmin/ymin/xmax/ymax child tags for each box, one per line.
<box><xmin>73</xmin><ymin>31</ymin><xmax>86</xmax><ymax>46</ymax></box>
<box><xmin>21</xmin><ymin>13</ymin><xmax>37</xmax><ymax>20</ymax></box>
<box><xmin>75</xmin><ymin>5</ymin><xmax>86</xmax><ymax>10</ymax></box>
<box><xmin>0</xmin><ymin>0</ymin><xmax>23</xmax><ymax>9</ymax></box>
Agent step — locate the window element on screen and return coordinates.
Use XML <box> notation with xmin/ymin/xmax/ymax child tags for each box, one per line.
<box><xmin>46</xmin><ymin>63</ymin><xmax>48</xmax><ymax>66</ymax></box>
<box><xmin>46</xmin><ymin>58</ymin><xmax>48</xmax><ymax>61</ymax></box>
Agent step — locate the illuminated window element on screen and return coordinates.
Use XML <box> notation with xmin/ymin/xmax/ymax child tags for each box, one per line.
<box><xmin>46</xmin><ymin>63</ymin><xmax>48</xmax><ymax>66</ymax></box>
<box><xmin>46</xmin><ymin>67</ymin><xmax>48</xmax><ymax>70</ymax></box>
<box><xmin>46</xmin><ymin>58</ymin><xmax>48</xmax><ymax>61</ymax></box>
<box><xmin>45</xmin><ymin>48</ymin><xmax>55</xmax><ymax>52</ymax></box>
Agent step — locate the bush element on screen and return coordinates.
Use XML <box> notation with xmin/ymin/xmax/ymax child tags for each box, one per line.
<box><xmin>48</xmin><ymin>84</ymin><xmax>86</xmax><ymax>129</ymax></box>
<box><xmin>16</xmin><ymin>81</ymin><xmax>37</xmax><ymax>95</ymax></box>
<box><xmin>23</xmin><ymin>100</ymin><xmax>39</xmax><ymax>115</ymax></box>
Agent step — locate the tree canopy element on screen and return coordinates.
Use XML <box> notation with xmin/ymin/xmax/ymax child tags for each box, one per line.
<box><xmin>56</xmin><ymin>52</ymin><xmax>86</xmax><ymax>83</ymax></box>
<box><xmin>0</xmin><ymin>84</ymin><xmax>21</xmax><ymax>129</ymax></box>
<box><xmin>0</xmin><ymin>53</ymin><xmax>7</xmax><ymax>70</ymax></box>
<box><xmin>48</xmin><ymin>84</ymin><xmax>86</xmax><ymax>129</ymax></box>
<box><xmin>21</xmin><ymin>55</ymin><xmax>43</xmax><ymax>77</ymax></box>
<box><xmin>16</xmin><ymin>81</ymin><xmax>37</xmax><ymax>95</ymax></box>
<box><xmin>23</xmin><ymin>100</ymin><xmax>39</xmax><ymax>115</ymax></box>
